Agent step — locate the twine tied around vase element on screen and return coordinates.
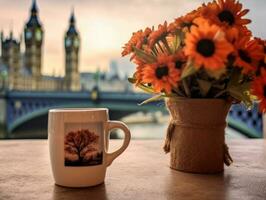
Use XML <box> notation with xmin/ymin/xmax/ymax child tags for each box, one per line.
<box><xmin>163</xmin><ymin>119</ymin><xmax>233</xmax><ymax>166</ymax></box>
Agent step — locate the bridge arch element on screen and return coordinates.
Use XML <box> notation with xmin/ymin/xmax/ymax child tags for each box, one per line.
<box><xmin>2</xmin><ymin>91</ymin><xmax>263</xmax><ymax>138</ymax></box>
<box><xmin>8</xmin><ymin>102</ymin><xmax>166</xmax><ymax>133</ymax></box>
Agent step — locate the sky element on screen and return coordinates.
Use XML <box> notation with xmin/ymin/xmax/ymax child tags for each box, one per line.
<box><xmin>0</xmin><ymin>0</ymin><xmax>265</xmax><ymax>76</ymax></box>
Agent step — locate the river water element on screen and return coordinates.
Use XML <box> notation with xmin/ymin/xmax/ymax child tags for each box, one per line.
<box><xmin>0</xmin><ymin>121</ymin><xmax>246</xmax><ymax>139</ymax></box>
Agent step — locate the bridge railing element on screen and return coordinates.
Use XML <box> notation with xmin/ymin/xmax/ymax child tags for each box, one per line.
<box><xmin>228</xmin><ymin>103</ymin><xmax>262</xmax><ymax>138</ymax></box>
<box><xmin>0</xmin><ymin>90</ymin><xmax>264</xmax><ymax>138</ymax></box>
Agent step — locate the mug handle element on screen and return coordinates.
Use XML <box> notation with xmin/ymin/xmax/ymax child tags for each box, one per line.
<box><xmin>105</xmin><ymin>121</ymin><xmax>131</xmax><ymax>166</ymax></box>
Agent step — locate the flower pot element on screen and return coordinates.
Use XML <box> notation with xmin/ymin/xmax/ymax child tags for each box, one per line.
<box><xmin>164</xmin><ymin>98</ymin><xmax>232</xmax><ymax>174</ymax></box>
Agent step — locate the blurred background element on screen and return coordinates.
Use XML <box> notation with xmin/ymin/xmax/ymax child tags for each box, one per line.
<box><xmin>0</xmin><ymin>0</ymin><xmax>265</xmax><ymax>139</ymax></box>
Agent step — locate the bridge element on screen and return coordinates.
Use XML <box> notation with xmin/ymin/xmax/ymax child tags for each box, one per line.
<box><xmin>0</xmin><ymin>89</ymin><xmax>166</xmax><ymax>136</ymax></box>
<box><xmin>0</xmin><ymin>89</ymin><xmax>263</xmax><ymax>138</ymax></box>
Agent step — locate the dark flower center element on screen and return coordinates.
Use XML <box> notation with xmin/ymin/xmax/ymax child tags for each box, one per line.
<box><xmin>264</xmin><ymin>85</ymin><xmax>266</xmax><ymax>97</ymax></box>
<box><xmin>218</xmin><ymin>10</ymin><xmax>235</xmax><ymax>25</ymax></box>
<box><xmin>196</xmin><ymin>39</ymin><xmax>215</xmax><ymax>57</ymax></box>
<box><xmin>227</xmin><ymin>53</ymin><xmax>236</xmax><ymax>65</ymax></box>
<box><xmin>155</xmin><ymin>66</ymin><xmax>169</xmax><ymax>79</ymax></box>
<box><xmin>143</xmin><ymin>37</ymin><xmax>148</xmax><ymax>44</ymax></box>
<box><xmin>181</xmin><ymin>22</ymin><xmax>193</xmax><ymax>28</ymax></box>
<box><xmin>238</xmin><ymin>49</ymin><xmax>252</xmax><ymax>63</ymax></box>
<box><xmin>175</xmin><ymin>60</ymin><xmax>185</xmax><ymax>69</ymax></box>
<box><xmin>256</xmin><ymin>60</ymin><xmax>266</xmax><ymax>76</ymax></box>
<box><xmin>259</xmin><ymin>60</ymin><xmax>266</xmax><ymax>68</ymax></box>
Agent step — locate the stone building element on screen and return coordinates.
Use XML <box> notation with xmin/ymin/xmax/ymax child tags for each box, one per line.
<box><xmin>0</xmin><ymin>32</ymin><xmax>21</xmax><ymax>90</ymax></box>
<box><xmin>0</xmin><ymin>0</ymin><xmax>129</xmax><ymax>93</ymax></box>
<box><xmin>24</xmin><ymin>0</ymin><xmax>43</xmax><ymax>90</ymax></box>
<box><xmin>0</xmin><ymin>0</ymin><xmax>65</xmax><ymax>91</ymax></box>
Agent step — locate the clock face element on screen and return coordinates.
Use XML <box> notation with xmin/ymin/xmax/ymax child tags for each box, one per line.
<box><xmin>36</xmin><ymin>29</ymin><xmax>42</xmax><ymax>41</ymax></box>
<box><xmin>65</xmin><ymin>38</ymin><xmax>71</xmax><ymax>47</ymax></box>
<box><xmin>25</xmin><ymin>31</ymin><xmax>32</xmax><ymax>40</ymax></box>
<box><xmin>74</xmin><ymin>38</ymin><xmax>79</xmax><ymax>47</ymax></box>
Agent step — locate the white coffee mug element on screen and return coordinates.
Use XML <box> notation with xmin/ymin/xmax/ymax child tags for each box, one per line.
<box><xmin>48</xmin><ymin>108</ymin><xmax>131</xmax><ymax>187</ymax></box>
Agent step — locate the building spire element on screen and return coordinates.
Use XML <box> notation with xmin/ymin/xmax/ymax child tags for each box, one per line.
<box><xmin>0</xmin><ymin>31</ymin><xmax>3</xmax><ymax>42</ymax></box>
<box><xmin>31</xmin><ymin>0</ymin><xmax>38</xmax><ymax>15</ymax></box>
<box><xmin>70</xmin><ymin>7</ymin><xmax>75</xmax><ymax>25</ymax></box>
<box><xmin>66</xmin><ymin>8</ymin><xmax>78</xmax><ymax>36</ymax></box>
<box><xmin>26</xmin><ymin>0</ymin><xmax>41</xmax><ymax>28</ymax></box>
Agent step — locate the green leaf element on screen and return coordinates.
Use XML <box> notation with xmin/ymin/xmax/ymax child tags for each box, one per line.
<box><xmin>171</xmin><ymin>87</ymin><xmax>186</xmax><ymax>97</ymax></box>
<box><xmin>137</xmin><ymin>84</ymin><xmax>155</xmax><ymax>94</ymax></box>
<box><xmin>214</xmin><ymin>90</ymin><xmax>227</xmax><ymax>98</ymax></box>
<box><xmin>182</xmin><ymin>79</ymin><xmax>191</xmax><ymax>97</ymax></box>
<box><xmin>206</xmin><ymin>68</ymin><xmax>226</xmax><ymax>79</ymax></box>
<box><xmin>181</xmin><ymin>61</ymin><xmax>197</xmax><ymax>79</ymax></box>
<box><xmin>239</xmin><ymin>82</ymin><xmax>251</xmax><ymax>92</ymax></box>
<box><xmin>197</xmin><ymin>79</ymin><xmax>212</xmax><ymax>97</ymax></box>
<box><xmin>212</xmin><ymin>83</ymin><xmax>225</xmax><ymax>90</ymax></box>
<box><xmin>172</xmin><ymin>34</ymin><xmax>180</xmax><ymax>53</ymax></box>
<box><xmin>133</xmin><ymin>47</ymin><xmax>156</xmax><ymax>63</ymax></box>
<box><xmin>161</xmin><ymin>38</ymin><xmax>172</xmax><ymax>54</ymax></box>
<box><xmin>225</xmin><ymin>68</ymin><xmax>252</xmax><ymax>107</ymax></box>
<box><xmin>227</xmin><ymin>68</ymin><xmax>242</xmax><ymax>88</ymax></box>
<box><xmin>228</xmin><ymin>85</ymin><xmax>252</xmax><ymax>108</ymax></box>
<box><xmin>138</xmin><ymin>95</ymin><xmax>164</xmax><ymax>105</ymax></box>
<box><xmin>128</xmin><ymin>77</ymin><xmax>136</xmax><ymax>84</ymax></box>
<box><xmin>172</xmin><ymin>29</ymin><xmax>184</xmax><ymax>53</ymax></box>
<box><xmin>228</xmin><ymin>88</ymin><xmax>242</xmax><ymax>100</ymax></box>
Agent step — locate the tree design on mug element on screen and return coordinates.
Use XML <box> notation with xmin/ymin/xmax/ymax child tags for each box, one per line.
<box><xmin>64</xmin><ymin>129</ymin><xmax>103</xmax><ymax>166</ymax></box>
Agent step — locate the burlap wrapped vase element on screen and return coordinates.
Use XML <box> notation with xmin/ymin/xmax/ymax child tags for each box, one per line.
<box><xmin>164</xmin><ymin>98</ymin><xmax>233</xmax><ymax>174</ymax></box>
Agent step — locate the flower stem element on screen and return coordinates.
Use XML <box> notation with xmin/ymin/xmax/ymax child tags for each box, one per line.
<box><xmin>182</xmin><ymin>79</ymin><xmax>191</xmax><ymax>97</ymax></box>
<box><xmin>152</xmin><ymin>46</ymin><xmax>159</xmax><ymax>56</ymax></box>
<box><xmin>215</xmin><ymin>90</ymin><xmax>227</xmax><ymax>98</ymax></box>
<box><xmin>172</xmin><ymin>87</ymin><xmax>185</xmax><ymax>97</ymax></box>
<box><xmin>161</xmin><ymin>38</ymin><xmax>172</xmax><ymax>54</ymax></box>
<box><xmin>157</xmin><ymin>42</ymin><xmax>165</xmax><ymax>53</ymax></box>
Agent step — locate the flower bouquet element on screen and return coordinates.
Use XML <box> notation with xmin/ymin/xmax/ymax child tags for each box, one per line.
<box><xmin>122</xmin><ymin>0</ymin><xmax>266</xmax><ymax>173</ymax></box>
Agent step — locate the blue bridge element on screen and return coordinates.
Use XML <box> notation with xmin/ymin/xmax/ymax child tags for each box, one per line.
<box><xmin>0</xmin><ymin>90</ymin><xmax>263</xmax><ymax>138</ymax></box>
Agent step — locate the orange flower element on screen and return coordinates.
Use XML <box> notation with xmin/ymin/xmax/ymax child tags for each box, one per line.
<box><xmin>252</xmin><ymin>69</ymin><xmax>266</xmax><ymax>112</ymax></box>
<box><xmin>172</xmin><ymin>51</ymin><xmax>187</xmax><ymax>71</ymax></box>
<box><xmin>122</xmin><ymin>30</ymin><xmax>142</xmax><ymax>56</ymax></box>
<box><xmin>254</xmin><ymin>38</ymin><xmax>266</xmax><ymax>76</ymax></box>
<box><xmin>133</xmin><ymin>58</ymin><xmax>145</xmax><ymax>84</ymax></box>
<box><xmin>255</xmin><ymin>38</ymin><xmax>266</xmax><ymax>50</ymax></box>
<box><xmin>142</xmin><ymin>54</ymin><xmax>181</xmax><ymax>94</ymax></box>
<box><xmin>239</xmin><ymin>26</ymin><xmax>252</xmax><ymax>37</ymax></box>
<box><xmin>148</xmin><ymin>22</ymin><xmax>168</xmax><ymax>47</ymax></box>
<box><xmin>203</xmin><ymin>0</ymin><xmax>251</xmax><ymax>29</ymax></box>
<box><xmin>184</xmin><ymin>17</ymin><xmax>233</xmax><ymax>71</ymax></box>
<box><xmin>225</xmin><ymin>26</ymin><xmax>252</xmax><ymax>43</ymax></box>
<box><xmin>234</xmin><ymin>37</ymin><xmax>264</xmax><ymax>74</ymax></box>
<box><xmin>167</xmin><ymin>21</ymin><xmax>180</xmax><ymax>33</ymax></box>
<box><xmin>223</xmin><ymin>27</ymin><xmax>239</xmax><ymax>43</ymax></box>
<box><xmin>169</xmin><ymin>4</ymin><xmax>210</xmax><ymax>33</ymax></box>
<box><xmin>256</xmin><ymin>60</ymin><xmax>266</xmax><ymax>77</ymax></box>
<box><xmin>172</xmin><ymin>9</ymin><xmax>201</xmax><ymax>30</ymax></box>
<box><xmin>122</xmin><ymin>28</ymin><xmax>152</xmax><ymax>57</ymax></box>
<box><xmin>201</xmin><ymin>0</ymin><xmax>251</xmax><ymax>42</ymax></box>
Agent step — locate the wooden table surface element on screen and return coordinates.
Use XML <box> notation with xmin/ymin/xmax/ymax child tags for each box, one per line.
<box><xmin>0</xmin><ymin>139</ymin><xmax>266</xmax><ymax>200</ymax></box>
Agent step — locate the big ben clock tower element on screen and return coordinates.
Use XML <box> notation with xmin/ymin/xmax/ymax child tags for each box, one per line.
<box><xmin>24</xmin><ymin>0</ymin><xmax>43</xmax><ymax>89</ymax></box>
<box><xmin>64</xmin><ymin>10</ymin><xmax>80</xmax><ymax>91</ymax></box>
